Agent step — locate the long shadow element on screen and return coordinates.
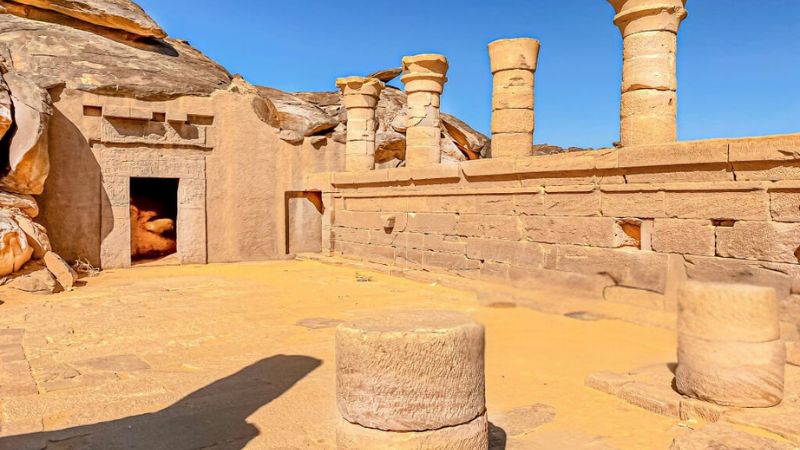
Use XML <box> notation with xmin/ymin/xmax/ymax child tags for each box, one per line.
<box><xmin>0</xmin><ymin>355</ymin><xmax>322</xmax><ymax>450</ymax></box>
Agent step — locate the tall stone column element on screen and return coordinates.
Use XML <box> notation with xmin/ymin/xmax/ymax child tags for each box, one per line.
<box><xmin>488</xmin><ymin>38</ymin><xmax>540</xmax><ymax>159</ymax></box>
<box><xmin>336</xmin><ymin>76</ymin><xmax>385</xmax><ymax>172</ymax></box>
<box><xmin>400</xmin><ymin>54</ymin><xmax>449</xmax><ymax>168</ymax></box>
<box><xmin>609</xmin><ymin>0</ymin><xmax>687</xmax><ymax>147</ymax></box>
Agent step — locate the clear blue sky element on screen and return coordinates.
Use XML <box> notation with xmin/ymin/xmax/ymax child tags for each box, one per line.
<box><xmin>138</xmin><ymin>0</ymin><xmax>799</xmax><ymax>148</ymax></box>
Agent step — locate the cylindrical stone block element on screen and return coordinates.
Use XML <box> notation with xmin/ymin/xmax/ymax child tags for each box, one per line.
<box><xmin>401</xmin><ymin>54</ymin><xmax>448</xmax><ymax>167</ymax></box>
<box><xmin>336</xmin><ymin>310</ymin><xmax>485</xmax><ymax>432</ymax></box>
<box><xmin>488</xmin><ymin>38</ymin><xmax>540</xmax><ymax>159</ymax></box>
<box><xmin>608</xmin><ymin>0</ymin><xmax>687</xmax><ymax>147</ymax></box>
<box><xmin>337</xmin><ymin>413</ymin><xmax>489</xmax><ymax>450</ymax></box>
<box><xmin>676</xmin><ymin>281</ymin><xmax>786</xmax><ymax>407</ymax></box>
<box><xmin>336</xmin><ymin>76</ymin><xmax>385</xmax><ymax>172</ymax></box>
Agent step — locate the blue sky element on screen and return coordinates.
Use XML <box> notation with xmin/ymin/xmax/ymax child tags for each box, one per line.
<box><xmin>138</xmin><ymin>0</ymin><xmax>800</xmax><ymax>148</ymax></box>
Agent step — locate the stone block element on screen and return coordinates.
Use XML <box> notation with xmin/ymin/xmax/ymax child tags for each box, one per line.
<box><xmin>770</xmin><ymin>191</ymin><xmax>800</xmax><ymax>222</ymax></box>
<box><xmin>604</xmin><ymin>286</ymin><xmax>665</xmax><ymax>309</ymax></box>
<box><xmin>336</xmin><ymin>413</ymin><xmax>488</xmax><ymax>449</ymax></box>
<box><xmin>716</xmin><ymin>221</ymin><xmax>800</xmax><ymax>264</ymax></box>
<box><xmin>423</xmin><ymin>251</ymin><xmax>481</xmax><ymax>273</ymax></box>
<box><xmin>514</xmin><ymin>192</ymin><xmax>545</xmax><ymax>215</ymax></box>
<box><xmin>522</xmin><ymin>216</ymin><xmax>622</xmax><ymax>247</ymax></box>
<box><xmin>479</xmin><ymin>261</ymin><xmax>509</xmax><ymax>281</ymax></box>
<box><xmin>465</xmin><ymin>238</ymin><xmax>548</xmax><ymax>268</ymax></box>
<box><xmin>474</xmin><ymin>194</ymin><xmax>515</xmax><ymax>215</ymax></box>
<box><xmin>652</xmin><ymin>219</ymin><xmax>715</xmax><ymax>256</ymax></box>
<box><xmin>676</xmin><ymin>335</ymin><xmax>785</xmax><ymax>407</ymax></box>
<box><xmin>491</xmin><ymin>133</ymin><xmax>532</xmax><ymax>159</ymax></box>
<box><xmin>617</xmin><ymin>140</ymin><xmax>728</xmax><ymax>168</ymax></box>
<box><xmin>622</xmin><ymin>52</ymin><xmax>677</xmax><ymax>92</ymax></box>
<box><xmin>670</xmin><ymin>423</ymin><xmax>794</xmax><ymax>450</ymax></box>
<box><xmin>683</xmin><ymin>255</ymin><xmax>793</xmax><ymax>301</ymax></box>
<box><xmin>618</xmin><ymin>382</ymin><xmax>681</xmax><ymax>417</ymax></box>
<box><xmin>339</xmin><ymin>242</ymin><xmax>396</xmax><ymax>265</ymax></box>
<box><xmin>508</xmin><ymin>266</ymin><xmax>611</xmax><ymax>299</ymax></box>
<box><xmin>543</xmin><ymin>190</ymin><xmax>601</xmax><ymax>217</ymax></box>
<box><xmin>728</xmin><ymin>134</ymin><xmax>800</xmax><ymax>162</ymax></box>
<box><xmin>732</xmin><ymin>161</ymin><xmax>800</xmax><ymax>182</ymax></box>
<box><xmin>336</xmin><ymin>311</ymin><xmax>485</xmax><ymax>431</ymax></box>
<box><xmin>407</xmin><ymin>212</ymin><xmax>458</xmax><ymax>234</ymax></box>
<box><xmin>678</xmin><ymin>281</ymin><xmax>780</xmax><ymax>342</ymax></box>
<box><xmin>456</xmin><ymin>214</ymin><xmax>522</xmax><ymax>240</ymax></box>
<box><xmin>555</xmin><ymin>245</ymin><xmax>669</xmax><ymax>293</ymax></box>
<box><xmin>335</xmin><ymin>211</ymin><xmax>395</xmax><ymax>231</ymax></box>
<box><xmin>584</xmin><ymin>371</ymin><xmax>632</xmax><ymax>396</ymax></box>
<box><xmin>664</xmin><ymin>190</ymin><xmax>769</xmax><ymax>220</ymax></box>
<box><xmin>423</xmin><ymin>234</ymin><xmax>467</xmax><ymax>255</ymax></box>
<box><xmin>601</xmin><ymin>191</ymin><xmax>666</xmax><ymax>218</ymax></box>
<box><xmin>492</xmin><ymin>109</ymin><xmax>534</xmax><ymax>134</ymax></box>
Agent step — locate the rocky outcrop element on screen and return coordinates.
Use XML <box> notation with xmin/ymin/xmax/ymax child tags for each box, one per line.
<box><xmin>1</xmin><ymin>70</ymin><xmax>52</xmax><ymax>195</ymax></box>
<box><xmin>8</xmin><ymin>0</ymin><xmax>165</xmax><ymax>38</ymax></box>
<box><xmin>0</xmin><ymin>71</ymin><xmax>10</xmax><ymax>141</ymax></box>
<box><xmin>0</xmin><ymin>11</ymin><xmax>230</xmax><ymax>99</ymax></box>
<box><xmin>255</xmin><ymin>86</ymin><xmax>340</xmax><ymax>140</ymax></box>
<box><xmin>0</xmin><ymin>209</ymin><xmax>33</xmax><ymax>275</ymax></box>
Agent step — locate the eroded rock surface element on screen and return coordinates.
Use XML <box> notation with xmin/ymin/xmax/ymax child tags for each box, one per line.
<box><xmin>670</xmin><ymin>423</ymin><xmax>793</xmax><ymax>450</ymax></box>
<box><xmin>0</xmin><ymin>72</ymin><xmax>10</xmax><ymax>140</ymax></box>
<box><xmin>0</xmin><ymin>209</ymin><xmax>33</xmax><ymax>275</ymax></box>
<box><xmin>9</xmin><ymin>0</ymin><xmax>166</xmax><ymax>38</ymax></box>
<box><xmin>0</xmin><ymin>12</ymin><xmax>230</xmax><ymax>99</ymax></box>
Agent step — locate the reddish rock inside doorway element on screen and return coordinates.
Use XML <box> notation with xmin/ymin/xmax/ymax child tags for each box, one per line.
<box><xmin>130</xmin><ymin>178</ymin><xmax>178</xmax><ymax>262</ymax></box>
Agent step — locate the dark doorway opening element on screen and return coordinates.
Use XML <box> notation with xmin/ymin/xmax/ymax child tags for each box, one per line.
<box><xmin>130</xmin><ymin>177</ymin><xmax>178</xmax><ymax>264</ymax></box>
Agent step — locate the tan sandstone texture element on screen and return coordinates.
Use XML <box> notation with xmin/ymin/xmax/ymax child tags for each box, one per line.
<box><xmin>488</xmin><ymin>38</ymin><xmax>540</xmax><ymax>158</ymax></box>
<box><xmin>676</xmin><ymin>281</ymin><xmax>786</xmax><ymax>407</ymax></box>
<box><xmin>400</xmin><ymin>54</ymin><xmax>449</xmax><ymax>167</ymax></box>
<box><xmin>336</xmin><ymin>310</ymin><xmax>485</xmax><ymax>432</ymax></box>
<box><xmin>336</xmin><ymin>413</ymin><xmax>489</xmax><ymax>450</ymax></box>
<box><xmin>336</xmin><ymin>77</ymin><xmax>385</xmax><ymax>172</ymax></box>
<box><xmin>608</xmin><ymin>0</ymin><xmax>688</xmax><ymax>147</ymax></box>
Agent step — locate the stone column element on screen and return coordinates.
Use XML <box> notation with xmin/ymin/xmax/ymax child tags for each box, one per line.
<box><xmin>336</xmin><ymin>76</ymin><xmax>385</xmax><ymax>172</ymax></box>
<box><xmin>676</xmin><ymin>281</ymin><xmax>785</xmax><ymax>407</ymax></box>
<box><xmin>608</xmin><ymin>0</ymin><xmax>687</xmax><ymax>147</ymax></box>
<box><xmin>336</xmin><ymin>310</ymin><xmax>488</xmax><ymax>448</ymax></box>
<box><xmin>400</xmin><ymin>54</ymin><xmax>449</xmax><ymax>168</ymax></box>
<box><xmin>488</xmin><ymin>38</ymin><xmax>540</xmax><ymax>158</ymax></box>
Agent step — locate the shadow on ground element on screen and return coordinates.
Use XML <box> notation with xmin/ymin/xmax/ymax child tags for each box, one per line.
<box><xmin>0</xmin><ymin>355</ymin><xmax>322</xmax><ymax>450</ymax></box>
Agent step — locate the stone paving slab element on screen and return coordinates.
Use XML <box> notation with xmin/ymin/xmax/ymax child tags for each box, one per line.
<box><xmin>586</xmin><ymin>362</ymin><xmax>800</xmax><ymax>445</ymax></box>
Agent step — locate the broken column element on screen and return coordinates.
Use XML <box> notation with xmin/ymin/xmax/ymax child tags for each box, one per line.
<box><xmin>336</xmin><ymin>310</ymin><xmax>488</xmax><ymax>448</ymax></box>
<box><xmin>488</xmin><ymin>38</ymin><xmax>540</xmax><ymax>158</ymax></box>
<box><xmin>400</xmin><ymin>54</ymin><xmax>449</xmax><ymax>167</ymax></box>
<box><xmin>676</xmin><ymin>282</ymin><xmax>785</xmax><ymax>407</ymax></box>
<box><xmin>336</xmin><ymin>76</ymin><xmax>385</xmax><ymax>172</ymax></box>
<box><xmin>608</xmin><ymin>0</ymin><xmax>687</xmax><ymax>147</ymax></box>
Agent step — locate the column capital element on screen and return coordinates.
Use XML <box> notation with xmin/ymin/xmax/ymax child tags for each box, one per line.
<box><xmin>335</xmin><ymin>76</ymin><xmax>385</xmax><ymax>98</ymax></box>
<box><xmin>400</xmin><ymin>54</ymin><xmax>449</xmax><ymax>94</ymax></box>
<box><xmin>488</xmin><ymin>38</ymin><xmax>540</xmax><ymax>74</ymax></box>
<box><xmin>609</xmin><ymin>0</ymin><xmax>688</xmax><ymax>37</ymax></box>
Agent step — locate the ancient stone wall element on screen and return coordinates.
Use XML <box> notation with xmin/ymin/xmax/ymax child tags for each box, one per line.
<box><xmin>305</xmin><ymin>134</ymin><xmax>800</xmax><ymax>325</ymax></box>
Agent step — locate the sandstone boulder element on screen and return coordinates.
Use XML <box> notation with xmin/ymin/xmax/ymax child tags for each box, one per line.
<box><xmin>0</xmin><ymin>190</ymin><xmax>38</xmax><ymax>217</ymax></box>
<box><xmin>0</xmin><ymin>12</ymin><xmax>230</xmax><ymax>100</ymax></box>
<box><xmin>9</xmin><ymin>0</ymin><xmax>166</xmax><ymax>38</ymax></box>
<box><xmin>0</xmin><ymin>72</ymin><xmax>10</xmax><ymax>140</ymax></box>
<box><xmin>44</xmin><ymin>251</ymin><xmax>77</xmax><ymax>291</ymax></box>
<box><xmin>255</xmin><ymin>86</ymin><xmax>339</xmax><ymax>138</ymax></box>
<box><xmin>8</xmin><ymin>267</ymin><xmax>58</xmax><ymax>294</ymax></box>
<box><xmin>0</xmin><ymin>210</ymin><xmax>33</xmax><ymax>276</ymax></box>
<box><xmin>368</xmin><ymin>67</ymin><xmax>402</xmax><ymax>83</ymax></box>
<box><xmin>12</xmin><ymin>211</ymin><xmax>50</xmax><ymax>258</ymax></box>
<box><xmin>336</xmin><ymin>310</ymin><xmax>485</xmax><ymax>432</ymax></box>
<box><xmin>0</xmin><ymin>71</ymin><xmax>52</xmax><ymax>195</ymax></box>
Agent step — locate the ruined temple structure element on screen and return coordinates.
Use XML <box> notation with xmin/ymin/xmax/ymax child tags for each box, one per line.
<box><xmin>0</xmin><ymin>0</ymin><xmax>798</xmax><ymax>352</ymax></box>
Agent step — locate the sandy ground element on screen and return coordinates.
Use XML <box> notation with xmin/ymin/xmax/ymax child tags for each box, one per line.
<box><xmin>0</xmin><ymin>259</ymin><xmax>738</xmax><ymax>449</ymax></box>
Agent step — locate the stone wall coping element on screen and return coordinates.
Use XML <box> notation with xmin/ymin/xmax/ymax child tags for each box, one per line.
<box><xmin>305</xmin><ymin>133</ymin><xmax>800</xmax><ymax>190</ymax></box>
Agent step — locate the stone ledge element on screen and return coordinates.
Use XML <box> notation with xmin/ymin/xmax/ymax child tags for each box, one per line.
<box><xmin>331</xmin><ymin>165</ymin><xmax>460</xmax><ymax>186</ymax></box>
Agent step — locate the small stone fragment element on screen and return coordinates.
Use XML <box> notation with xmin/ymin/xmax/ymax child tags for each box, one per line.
<box><xmin>9</xmin><ymin>268</ymin><xmax>58</xmax><ymax>294</ymax></box>
<box><xmin>44</xmin><ymin>251</ymin><xmax>78</xmax><ymax>291</ymax></box>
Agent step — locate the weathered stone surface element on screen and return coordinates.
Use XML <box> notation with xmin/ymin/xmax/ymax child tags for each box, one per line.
<box><xmin>716</xmin><ymin>221</ymin><xmax>800</xmax><ymax>264</ymax></box>
<box><xmin>678</xmin><ymin>281</ymin><xmax>780</xmax><ymax>342</ymax></box>
<box><xmin>0</xmin><ymin>209</ymin><xmax>33</xmax><ymax>276</ymax></box>
<box><xmin>336</xmin><ymin>413</ymin><xmax>488</xmax><ymax>450</ymax></box>
<box><xmin>9</xmin><ymin>0</ymin><xmax>166</xmax><ymax>38</ymax></box>
<box><xmin>1</xmin><ymin>71</ymin><xmax>52</xmax><ymax>195</ymax></box>
<box><xmin>0</xmin><ymin>72</ymin><xmax>10</xmax><ymax>140</ymax></box>
<box><xmin>336</xmin><ymin>310</ymin><xmax>485</xmax><ymax>431</ymax></box>
<box><xmin>8</xmin><ymin>267</ymin><xmax>57</xmax><ymax>294</ymax></box>
<box><xmin>12</xmin><ymin>211</ymin><xmax>50</xmax><ymax>258</ymax></box>
<box><xmin>44</xmin><ymin>251</ymin><xmax>77</xmax><ymax>290</ymax></box>
<box><xmin>676</xmin><ymin>335</ymin><xmax>785</xmax><ymax>407</ymax></box>
<box><xmin>368</xmin><ymin>67</ymin><xmax>402</xmax><ymax>83</ymax></box>
<box><xmin>0</xmin><ymin>13</ymin><xmax>230</xmax><ymax>100</ymax></box>
<box><xmin>652</xmin><ymin>219</ymin><xmax>714</xmax><ymax>256</ymax></box>
<box><xmin>0</xmin><ymin>191</ymin><xmax>38</xmax><ymax>217</ymax></box>
<box><xmin>670</xmin><ymin>423</ymin><xmax>794</xmax><ymax>450</ymax></box>
<box><xmin>256</xmin><ymin>86</ymin><xmax>339</xmax><ymax>137</ymax></box>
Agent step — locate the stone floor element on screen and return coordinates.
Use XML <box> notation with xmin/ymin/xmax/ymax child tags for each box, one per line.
<box><xmin>0</xmin><ymin>260</ymin><xmax>794</xmax><ymax>449</ymax></box>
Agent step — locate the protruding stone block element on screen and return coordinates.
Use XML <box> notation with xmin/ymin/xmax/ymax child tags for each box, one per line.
<box><xmin>336</xmin><ymin>310</ymin><xmax>485</xmax><ymax>431</ymax></box>
<box><xmin>337</xmin><ymin>413</ymin><xmax>488</xmax><ymax>450</ymax></box>
<box><xmin>676</xmin><ymin>281</ymin><xmax>786</xmax><ymax>407</ymax></box>
<box><xmin>336</xmin><ymin>76</ymin><xmax>385</xmax><ymax>172</ymax></box>
<box><xmin>401</xmin><ymin>54</ymin><xmax>449</xmax><ymax>167</ymax></box>
<box><xmin>488</xmin><ymin>38</ymin><xmax>540</xmax><ymax>159</ymax></box>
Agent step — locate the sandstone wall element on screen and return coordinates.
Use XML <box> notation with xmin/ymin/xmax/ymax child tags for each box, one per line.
<box><xmin>306</xmin><ymin>135</ymin><xmax>800</xmax><ymax>324</ymax></box>
<box><xmin>38</xmin><ymin>87</ymin><xmax>344</xmax><ymax>267</ymax></box>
